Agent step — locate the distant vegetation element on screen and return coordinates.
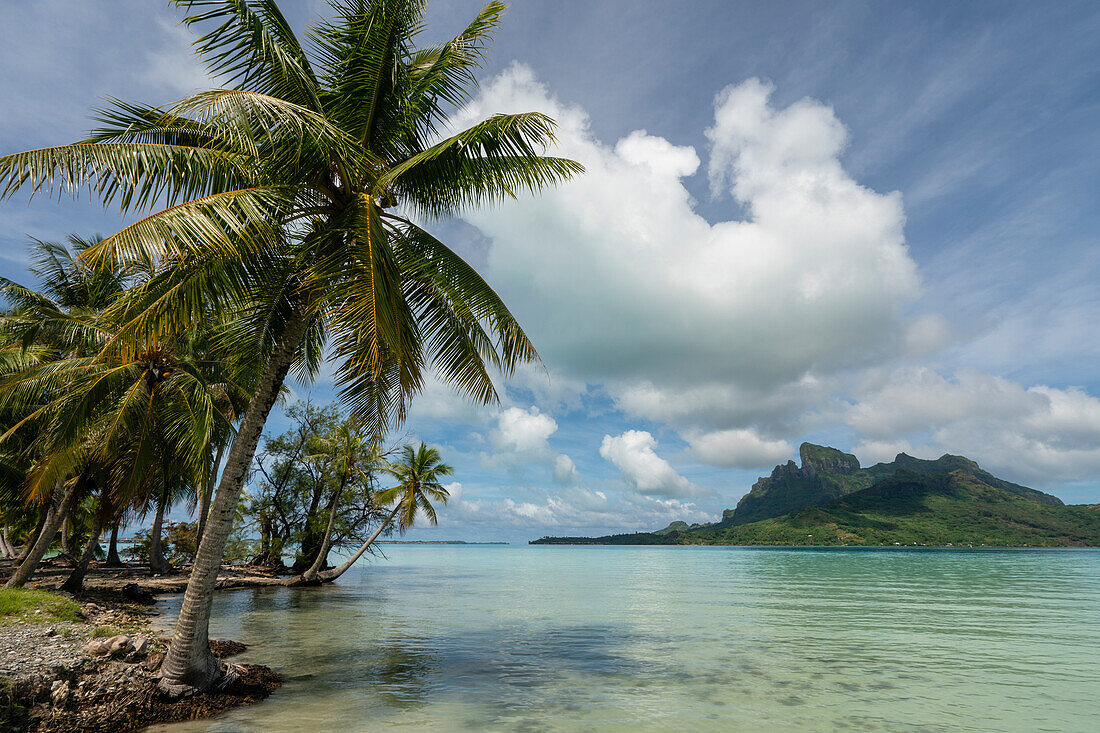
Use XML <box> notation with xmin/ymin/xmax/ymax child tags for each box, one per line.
<box><xmin>532</xmin><ymin>445</ymin><xmax>1100</xmax><ymax>547</ymax></box>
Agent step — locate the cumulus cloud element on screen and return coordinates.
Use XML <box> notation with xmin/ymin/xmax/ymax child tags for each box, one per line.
<box><xmin>439</xmin><ymin>482</ymin><xmax>714</xmax><ymax>532</ymax></box>
<box><xmin>685</xmin><ymin>428</ymin><xmax>794</xmax><ymax>468</ymax></box>
<box><xmin>480</xmin><ymin>406</ymin><xmax>577</xmax><ymax>484</ymax></box>
<box><xmin>599</xmin><ymin>430</ymin><xmax>707</xmax><ymax>498</ymax></box>
<box><xmin>848</xmin><ymin>367</ymin><xmax>1100</xmax><ymax>484</ymax></box>
<box><xmin>553</xmin><ymin>454</ymin><xmax>579</xmax><ymax>484</ymax></box>
<box><xmin>454</xmin><ymin>65</ymin><xmax>925</xmax><ymax>437</ymax></box>
<box><xmin>491</xmin><ymin>406</ymin><xmax>558</xmax><ymax>454</ymax></box>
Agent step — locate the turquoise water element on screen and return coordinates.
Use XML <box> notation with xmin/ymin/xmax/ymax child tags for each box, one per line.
<box><xmin>151</xmin><ymin>546</ymin><xmax>1100</xmax><ymax>732</ymax></box>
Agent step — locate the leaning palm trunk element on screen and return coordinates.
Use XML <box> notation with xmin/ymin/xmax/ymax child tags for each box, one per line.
<box><xmin>318</xmin><ymin>505</ymin><xmax>400</xmax><ymax>583</ymax></box>
<box><xmin>196</xmin><ymin>442</ymin><xmax>226</xmax><ymax>545</ymax></box>
<box><xmin>60</xmin><ymin>514</ymin><xmax>106</xmax><ymax>593</ymax></box>
<box><xmin>196</xmin><ymin>483</ymin><xmax>212</xmax><ymax>547</ymax></box>
<box><xmin>5</xmin><ymin>481</ymin><xmax>80</xmax><ymax>589</ymax></box>
<box><xmin>58</xmin><ymin>516</ymin><xmax>72</xmax><ymax>559</ymax></box>
<box><xmin>159</xmin><ymin>308</ymin><xmax>312</xmax><ymax>695</ymax></box>
<box><xmin>293</xmin><ymin>482</ymin><xmax>345</xmax><ymax>585</ymax></box>
<box><xmin>149</xmin><ymin>488</ymin><xmax>172</xmax><ymax>574</ymax></box>
<box><xmin>16</xmin><ymin>506</ymin><xmax>50</xmax><ymax>564</ymax></box>
<box><xmin>296</xmin><ymin>497</ymin><xmax>339</xmax><ymax>584</ymax></box>
<box><xmin>104</xmin><ymin>517</ymin><xmax>124</xmax><ymax>567</ymax></box>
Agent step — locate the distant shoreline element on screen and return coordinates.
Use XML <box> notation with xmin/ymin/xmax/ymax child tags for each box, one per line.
<box><xmin>369</xmin><ymin>537</ymin><xmax>506</xmax><ymax>541</ymax></box>
<box><xmin>527</xmin><ymin>541</ymin><xmax>1098</xmax><ymax>549</ymax></box>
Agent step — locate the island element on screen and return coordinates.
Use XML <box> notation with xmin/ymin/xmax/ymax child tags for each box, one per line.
<box><xmin>532</xmin><ymin>444</ymin><xmax>1100</xmax><ymax>547</ymax></box>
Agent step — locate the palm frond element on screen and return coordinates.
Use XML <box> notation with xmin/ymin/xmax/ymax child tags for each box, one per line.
<box><xmin>0</xmin><ymin>142</ymin><xmax>249</xmax><ymax>210</ymax></box>
<box><xmin>173</xmin><ymin>0</ymin><xmax>322</xmax><ymax>109</ymax></box>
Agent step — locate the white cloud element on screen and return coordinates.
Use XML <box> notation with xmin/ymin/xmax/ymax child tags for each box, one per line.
<box><xmin>599</xmin><ymin>430</ymin><xmax>707</xmax><ymax>498</ymax></box>
<box><xmin>852</xmin><ymin>439</ymin><xmax>922</xmax><ymax>466</ymax></box>
<box><xmin>454</xmin><ymin>65</ymin><xmax>925</xmax><ymax>436</ymax></box>
<box><xmin>406</xmin><ymin>371</ymin><xmax>498</xmax><ymax>422</ymax></box>
<box><xmin>685</xmin><ymin>428</ymin><xmax>794</xmax><ymax>468</ymax></box>
<box><xmin>848</xmin><ymin>367</ymin><xmax>1100</xmax><ymax>484</ymax></box>
<box><xmin>490</xmin><ymin>406</ymin><xmax>558</xmax><ymax>454</ymax></box>
<box><xmin>481</xmin><ymin>406</ymin><xmax>577</xmax><ymax>485</ymax></box>
<box><xmin>553</xmin><ymin>454</ymin><xmax>579</xmax><ymax>484</ymax></box>
<box><xmin>438</xmin><ymin>482</ymin><xmax>714</xmax><ymax>532</ymax></box>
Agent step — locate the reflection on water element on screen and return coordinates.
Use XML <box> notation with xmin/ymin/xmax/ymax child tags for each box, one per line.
<box><xmin>149</xmin><ymin>547</ymin><xmax>1100</xmax><ymax>732</ymax></box>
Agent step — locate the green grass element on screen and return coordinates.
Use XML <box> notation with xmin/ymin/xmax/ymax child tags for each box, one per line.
<box><xmin>90</xmin><ymin>625</ymin><xmax>124</xmax><ymax>638</ymax></box>
<box><xmin>0</xmin><ymin>588</ymin><xmax>83</xmax><ymax>624</ymax></box>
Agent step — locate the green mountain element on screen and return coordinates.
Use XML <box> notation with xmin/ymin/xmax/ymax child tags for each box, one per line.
<box><xmin>694</xmin><ymin>470</ymin><xmax>1099</xmax><ymax>547</ymax></box>
<box><xmin>725</xmin><ymin>443</ymin><xmax>1061</xmax><ymax>527</ymax></box>
<box><xmin>530</xmin><ymin>445</ymin><xmax>1099</xmax><ymax>547</ymax></box>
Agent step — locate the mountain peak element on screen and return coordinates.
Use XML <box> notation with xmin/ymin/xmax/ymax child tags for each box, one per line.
<box><xmin>799</xmin><ymin>443</ymin><xmax>860</xmax><ymax>474</ymax></box>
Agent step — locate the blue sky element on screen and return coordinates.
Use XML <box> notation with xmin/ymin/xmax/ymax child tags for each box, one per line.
<box><xmin>1</xmin><ymin>1</ymin><xmax>1099</xmax><ymax>542</ymax></box>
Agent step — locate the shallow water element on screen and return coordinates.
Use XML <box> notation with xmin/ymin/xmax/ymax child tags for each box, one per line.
<box><xmin>150</xmin><ymin>546</ymin><xmax>1100</xmax><ymax>732</ymax></box>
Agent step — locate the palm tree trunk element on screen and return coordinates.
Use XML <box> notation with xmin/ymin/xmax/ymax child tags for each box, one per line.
<box><xmin>318</xmin><ymin>505</ymin><xmax>399</xmax><ymax>583</ymax></box>
<box><xmin>293</xmin><ymin>482</ymin><xmax>326</xmax><ymax>572</ymax></box>
<box><xmin>104</xmin><ymin>517</ymin><xmax>124</xmax><ymax>567</ymax></box>
<box><xmin>17</xmin><ymin>504</ymin><xmax>51</xmax><ymax>564</ymax></box>
<box><xmin>197</xmin><ymin>442</ymin><xmax>226</xmax><ymax>544</ymax></box>
<box><xmin>149</xmin><ymin>487</ymin><xmax>171</xmax><ymax>574</ymax></box>
<box><xmin>59</xmin><ymin>516</ymin><xmax>72</xmax><ymax>559</ymax></box>
<box><xmin>293</xmin><ymin>479</ymin><xmax>347</xmax><ymax>585</ymax></box>
<box><xmin>1</xmin><ymin>526</ymin><xmax>15</xmax><ymax>559</ymax></box>
<box><xmin>5</xmin><ymin>480</ymin><xmax>81</xmax><ymax>589</ymax></box>
<box><xmin>159</xmin><ymin>306</ymin><xmax>312</xmax><ymax>695</ymax></box>
<box><xmin>60</xmin><ymin>513</ymin><xmax>106</xmax><ymax>593</ymax></box>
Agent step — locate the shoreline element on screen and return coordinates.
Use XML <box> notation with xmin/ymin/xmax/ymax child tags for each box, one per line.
<box><xmin>1</xmin><ymin>560</ymin><xmax>286</xmax><ymax>732</ymax></box>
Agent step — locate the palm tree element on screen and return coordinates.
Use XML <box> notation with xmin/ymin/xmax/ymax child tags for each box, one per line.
<box><xmin>289</xmin><ymin>419</ymin><xmax>376</xmax><ymax>584</ymax></box>
<box><xmin>0</xmin><ymin>236</ymin><xmax>134</xmax><ymax>588</ymax></box>
<box><xmin>0</xmin><ymin>238</ymin><xmax>256</xmax><ymax>589</ymax></box>
<box><xmin>320</xmin><ymin>442</ymin><xmax>450</xmax><ymax>582</ymax></box>
<box><xmin>0</xmin><ymin>0</ymin><xmax>578</xmax><ymax>692</ymax></box>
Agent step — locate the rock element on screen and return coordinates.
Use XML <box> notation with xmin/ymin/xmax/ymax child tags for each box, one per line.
<box><xmin>84</xmin><ymin>640</ymin><xmax>110</xmax><ymax>657</ymax></box>
<box><xmin>132</xmin><ymin>636</ymin><xmax>149</xmax><ymax>655</ymax></box>
<box><xmin>106</xmin><ymin>635</ymin><xmax>132</xmax><ymax>655</ymax></box>
<box><xmin>120</xmin><ymin>582</ymin><xmax>156</xmax><ymax>604</ymax></box>
<box><xmin>50</xmin><ymin>679</ymin><xmax>71</xmax><ymax>708</ymax></box>
<box><xmin>799</xmin><ymin>443</ymin><xmax>861</xmax><ymax>475</ymax></box>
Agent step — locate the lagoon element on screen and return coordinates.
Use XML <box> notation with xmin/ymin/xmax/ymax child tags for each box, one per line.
<box><xmin>151</xmin><ymin>546</ymin><xmax>1100</xmax><ymax>732</ymax></box>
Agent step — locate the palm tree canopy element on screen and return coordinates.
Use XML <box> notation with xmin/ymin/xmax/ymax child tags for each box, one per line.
<box><xmin>0</xmin><ymin>0</ymin><xmax>583</xmax><ymax>440</ymax></box>
<box><xmin>376</xmin><ymin>442</ymin><xmax>452</xmax><ymax>530</ymax></box>
<box><xmin>0</xmin><ymin>238</ymin><xmax>257</xmax><ymax>503</ymax></box>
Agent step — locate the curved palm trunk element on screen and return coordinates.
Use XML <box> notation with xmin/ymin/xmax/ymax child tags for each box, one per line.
<box><xmin>159</xmin><ymin>307</ymin><xmax>312</xmax><ymax>695</ymax></box>
<box><xmin>197</xmin><ymin>442</ymin><xmax>226</xmax><ymax>545</ymax></box>
<box><xmin>196</xmin><ymin>484</ymin><xmax>212</xmax><ymax>547</ymax></box>
<box><xmin>318</xmin><ymin>505</ymin><xmax>399</xmax><ymax>583</ymax></box>
<box><xmin>17</xmin><ymin>505</ymin><xmax>51</xmax><ymax>564</ymax></box>
<box><xmin>293</xmin><ymin>482</ymin><xmax>327</xmax><ymax>572</ymax></box>
<box><xmin>60</xmin><ymin>514</ymin><xmax>106</xmax><ymax>593</ymax></box>
<box><xmin>104</xmin><ymin>517</ymin><xmax>124</xmax><ymax>567</ymax></box>
<box><xmin>293</xmin><ymin>481</ymin><xmax>345</xmax><ymax>585</ymax></box>
<box><xmin>5</xmin><ymin>480</ymin><xmax>81</xmax><ymax>589</ymax></box>
<box><xmin>59</xmin><ymin>516</ymin><xmax>72</xmax><ymax>559</ymax></box>
<box><xmin>149</xmin><ymin>487</ymin><xmax>172</xmax><ymax>574</ymax></box>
